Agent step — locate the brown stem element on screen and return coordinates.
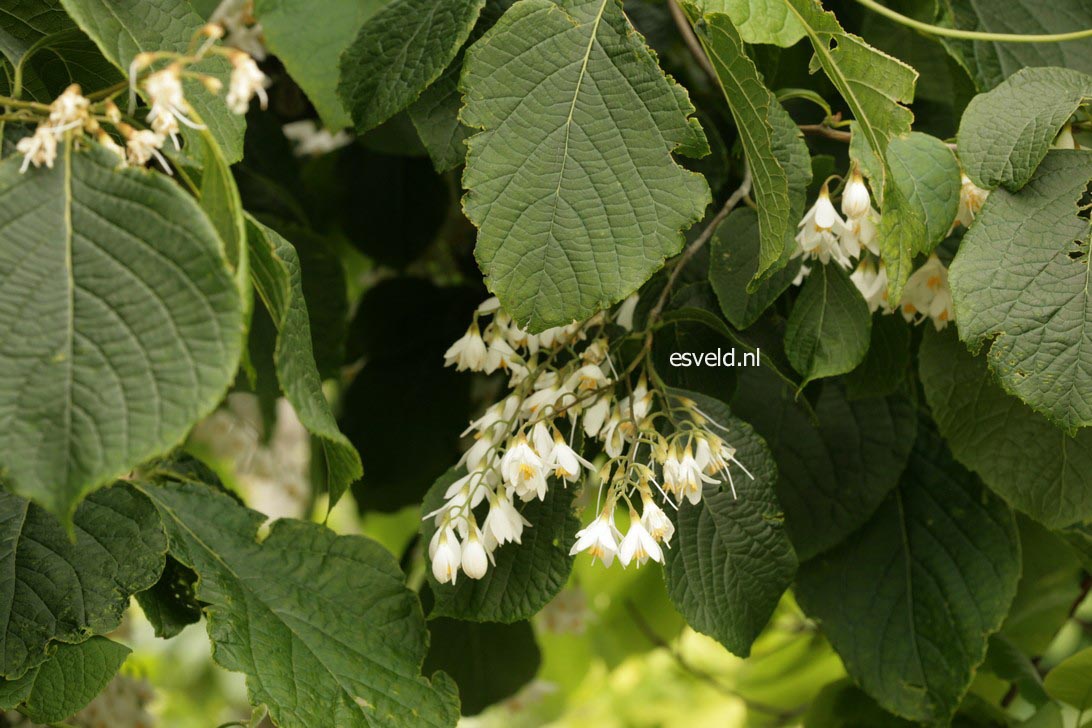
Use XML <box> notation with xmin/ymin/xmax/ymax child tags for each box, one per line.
<box><xmin>667</xmin><ymin>0</ymin><xmax>718</xmax><ymax>82</ymax></box>
<box><xmin>799</xmin><ymin>123</ymin><xmax>852</xmax><ymax>143</ymax></box>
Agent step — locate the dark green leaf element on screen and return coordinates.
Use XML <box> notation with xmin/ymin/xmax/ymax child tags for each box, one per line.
<box><xmin>784</xmin><ymin>263</ymin><xmax>871</xmax><ymax>386</ymax></box>
<box><xmin>843</xmin><ymin>313</ymin><xmax>911</xmax><ymax>400</ymax></box>
<box><xmin>803</xmin><ymin>678</ymin><xmax>916</xmax><ymax>728</ymax></box>
<box><xmin>6</xmin><ymin>637</ymin><xmax>131</xmax><ymax>724</ymax></box>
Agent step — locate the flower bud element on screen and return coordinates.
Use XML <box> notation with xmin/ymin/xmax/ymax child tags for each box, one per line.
<box><xmin>841</xmin><ymin>168</ymin><xmax>871</xmax><ymax>219</ymax></box>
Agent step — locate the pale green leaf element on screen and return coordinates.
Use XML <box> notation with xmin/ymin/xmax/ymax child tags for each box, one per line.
<box><xmin>795</xmin><ymin>422</ymin><xmax>1020</xmax><ymax>724</ymax></box>
<box><xmin>247</xmin><ymin>218</ymin><xmax>362</xmax><ymax>506</ymax></box>
<box><xmin>253</xmin><ymin>0</ymin><xmax>390</xmax><ymax>130</ymax></box>
<box><xmin>919</xmin><ymin>328</ymin><xmax>1092</xmax><ymax>529</ymax></box>
<box><xmin>958</xmin><ymin>67</ymin><xmax>1092</xmax><ymax>191</ymax></box>
<box><xmin>662</xmin><ymin>390</ymin><xmax>797</xmax><ymax>657</ymax></box>
<box><xmin>0</xmin><ymin>141</ymin><xmax>243</xmax><ymax>519</ymax></box>
<box><xmin>0</xmin><ymin>485</ymin><xmax>165</xmax><ymax>679</ymax></box>
<box><xmin>947</xmin><ymin>150</ymin><xmax>1092</xmax><ymax>431</ymax></box>
<box><xmin>1044</xmin><ymin>647</ymin><xmax>1092</xmax><ymax>710</ymax></box>
<box><xmin>423</xmin><ymin>468</ymin><xmax>579</xmax><ymax>622</ymax></box>
<box><xmin>7</xmin><ymin>637</ymin><xmax>131</xmax><ymax>724</ymax></box>
<box><xmin>695</xmin><ymin>0</ymin><xmax>805</xmax><ymax>46</ymax></box>
<box><xmin>784</xmin><ymin>263</ymin><xmax>871</xmax><ymax>386</ymax></box>
<box><xmin>58</xmin><ymin>0</ymin><xmax>246</xmax><ymax>162</ymax></box>
<box><xmin>732</xmin><ymin>370</ymin><xmax>917</xmax><ymax>560</ymax></box>
<box><xmin>884</xmin><ymin>132</ymin><xmax>961</xmax><ymax>255</ymax></box>
<box><xmin>461</xmin><ymin>0</ymin><xmax>711</xmax><ymax>331</ymax></box>
<box><xmin>137</xmin><ymin>472</ymin><xmax>460</xmax><ymax>727</ymax></box>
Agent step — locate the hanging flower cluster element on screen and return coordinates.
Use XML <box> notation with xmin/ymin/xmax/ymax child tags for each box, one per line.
<box><xmin>13</xmin><ymin>23</ymin><xmax>268</xmax><ymax>175</ymax></box>
<box><xmin>794</xmin><ymin>162</ymin><xmax>984</xmax><ymax>331</ymax></box>
<box><xmin>426</xmin><ymin>297</ymin><xmax>752</xmax><ymax>584</ymax></box>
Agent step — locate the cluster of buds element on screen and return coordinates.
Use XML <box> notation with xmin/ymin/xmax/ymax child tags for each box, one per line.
<box><xmin>13</xmin><ymin>24</ymin><xmax>268</xmax><ymax>175</ymax></box>
<box><xmin>795</xmin><ymin>162</ymin><xmax>979</xmax><ymax>331</ymax></box>
<box><xmin>428</xmin><ymin>297</ymin><xmax>750</xmax><ymax>584</ymax></box>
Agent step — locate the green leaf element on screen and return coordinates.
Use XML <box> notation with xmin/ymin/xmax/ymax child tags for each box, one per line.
<box><xmin>709</xmin><ymin>208</ymin><xmax>801</xmax><ymax>329</ymax></box>
<box><xmin>3</xmin><ymin>637</ymin><xmax>131</xmax><ymax>724</ymax></box>
<box><xmin>1044</xmin><ymin>647</ymin><xmax>1092</xmax><ymax>710</ymax></box>
<box><xmin>883</xmin><ymin>132</ymin><xmax>961</xmax><ymax>255</ymax></box>
<box><xmin>137</xmin><ymin>472</ymin><xmax>460</xmax><ymax>727</ymax></box>
<box><xmin>253</xmin><ymin>0</ymin><xmax>389</xmax><ymax>130</ymax></box>
<box><xmin>423</xmin><ymin>617</ymin><xmax>540</xmax><ymax>715</ymax></box>
<box><xmin>0</xmin><ymin>0</ymin><xmax>71</xmax><ymax>64</ymax></box>
<box><xmin>947</xmin><ymin>150</ymin><xmax>1092</xmax><ymax>432</ymax></box>
<box><xmin>958</xmin><ymin>67</ymin><xmax>1092</xmax><ymax>191</ymax></box>
<box><xmin>662</xmin><ymin>389</ymin><xmax>797</xmax><ymax>657</ymax></box>
<box><xmin>732</xmin><ymin>370</ymin><xmax>917</xmax><ymax>560</ymax></box>
<box><xmin>695</xmin><ymin>0</ymin><xmax>805</xmax><ymax>46</ymax></box>
<box><xmin>687</xmin><ymin>9</ymin><xmax>797</xmax><ymax>278</ymax></box>
<box><xmin>795</xmin><ymin>421</ymin><xmax>1021</xmax><ymax>724</ymax></box>
<box><xmin>339</xmin><ymin>0</ymin><xmax>486</xmax><ymax>133</ymax></box>
<box><xmin>0</xmin><ymin>485</ymin><xmax>165</xmax><ymax>679</ymax></box>
<box><xmin>784</xmin><ymin>263</ymin><xmax>871</xmax><ymax>386</ymax></box>
<box><xmin>194</xmin><ymin>131</ymin><xmax>248</xmax><ymax>287</ymax></box>
<box><xmin>937</xmin><ymin>0</ymin><xmax>1092</xmax><ymax>91</ymax></box>
<box><xmin>247</xmin><ymin>218</ymin><xmax>361</xmax><ymax>506</ymax></box>
<box><xmin>919</xmin><ymin>327</ymin><xmax>1092</xmax><ymax>529</ymax></box>
<box><xmin>461</xmin><ymin>0</ymin><xmax>711</xmax><ymax>331</ymax></box>
<box><xmin>843</xmin><ymin>313</ymin><xmax>911</xmax><ymax>400</ymax></box>
<box><xmin>985</xmin><ymin>634</ymin><xmax>1049</xmax><ymax>707</ymax></box>
<box><xmin>423</xmin><ymin>468</ymin><xmax>580</xmax><ymax>622</ymax></box>
<box><xmin>0</xmin><ymin>141</ymin><xmax>243</xmax><ymax>519</ymax></box>
<box><xmin>58</xmin><ymin>0</ymin><xmax>247</xmax><ymax>163</ymax></box>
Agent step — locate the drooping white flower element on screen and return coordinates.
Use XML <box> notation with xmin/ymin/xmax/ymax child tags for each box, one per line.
<box><xmin>444</xmin><ymin>323</ymin><xmax>487</xmax><ymax>371</ymax></box>
<box><xmin>955</xmin><ymin>173</ymin><xmax>989</xmax><ymax>228</ymax></box>
<box><xmin>482</xmin><ymin>326</ymin><xmax>518</xmax><ymax>374</ymax></box>
<box><xmin>461</xmin><ymin>524</ymin><xmax>490</xmax><ymax>579</ymax></box>
<box><xmin>282</xmin><ymin>120</ymin><xmax>352</xmax><ymax>157</ymax></box>
<box><xmin>615</xmin><ymin>293</ymin><xmax>640</xmax><ymax>331</ymax></box>
<box><xmin>582</xmin><ymin>395</ymin><xmax>611</xmax><ymax>438</ymax></box>
<box><xmin>666</xmin><ymin>446</ymin><xmax>716</xmax><ymax>505</ymax></box>
<box><xmin>124</xmin><ymin>129</ymin><xmax>170</xmax><ymax>171</ymax></box>
<box><xmin>619</xmin><ymin>515</ymin><xmax>663</xmax><ymax>567</ymax></box>
<box><xmin>792</xmin><ymin>263</ymin><xmax>812</xmax><ymax>287</ymax></box>
<box><xmin>500</xmin><ymin>436</ymin><xmax>548</xmax><ymax>501</ymax></box>
<box><xmin>211</xmin><ymin>0</ymin><xmax>267</xmax><ymax>60</ymax></box>
<box><xmin>569</xmin><ymin>511</ymin><xmax>622</xmax><ymax>567</ymax></box>
<box><xmin>640</xmin><ymin>500</ymin><xmax>675</xmax><ymax>545</ymax></box>
<box><xmin>225</xmin><ymin>51</ymin><xmax>269</xmax><ymax>115</ymax></box>
<box><xmin>900</xmin><ymin>254</ymin><xmax>954</xmax><ymax>330</ymax></box>
<box><xmin>851</xmin><ymin>257</ymin><xmax>891</xmax><ymax>313</ymax></box>
<box><xmin>16</xmin><ymin>126</ymin><xmax>58</xmax><ymax>173</ymax></box>
<box><xmin>841</xmin><ymin>167</ymin><xmax>871</xmax><ymax>220</ymax></box>
<box><xmin>143</xmin><ymin>66</ymin><xmax>203</xmax><ymax>143</ymax></box>
<box><xmin>530</xmin><ymin>422</ymin><xmax>554</xmax><ymax>460</ymax></box>
<box><xmin>482</xmin><ymin>488</ymin><xmax>530</xmax><ymax>547</ymax></box>
<box><xmin>599</xmin><ymin>409</ymin><xmax>627</xmax><ymax>458</ymax></box>
<box><xmin>840</xmin><ymin>207</ymin><xmax>880</xmax><ymax>259</ymax></box>
<box><xmin>546</xmin><ymin>434</ymin><xmax>593</xmax><ymax>482</ymax></box>
<box><xmin>795</xmin><ymin>184</ymin><xmax>852</xmax><ymax>267</ymax></box>
<box><xmin>48</xmin><ymin>85</ymin><xmax>90</xmax><ymax>131</ymax></box>
<box><xmin>430</xmin><ymin>526</ymin><xmax>462</xmax><ymax>584</ymax></box>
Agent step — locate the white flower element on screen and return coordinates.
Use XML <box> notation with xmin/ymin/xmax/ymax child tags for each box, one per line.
<box><xmin>615</xmin><ymin>293</ymin><xmax>640</xmax><ymax>331</ymax></box>
<box><xmin>640</xmin><ymin>500</ymin><xmax>675</xmax><ymax>545</ymax></box>
<box><xmin>444</xmin><ymin>323</ymin><xmax>487</xmax><ymax>371</ymax></box>
<box><xmin>282</xmin><ymin>120</ymin><xmax>352</xmax><ymax>157</ymax></box>
<box><xmin>48</xmin><ymin>85</ymin><xmax>90</xmax><ymax>130</ymax></box>
<box><xmin>582</xmin><ymin>396</ymin><xmax>611</xmax><ymax>438</ymax></box>
<box><xmin>569</xmin><ymin>511</ymin><xmax>622</xmax><ymax>567</ymax></box>
<box><xmin>461</xmin><ymin>524</ymin><xmax>490</xmax><ymax>579</ymax></box>
<box><xmin>1054</xmin><ymin>124</ymin><xmax>1077</xmax><ymax>150</ymax></box>
<box><xmin>16</xmin><ymin>126</ymin><xmax>58</xmax><ymax>173</ymax></box>
<box><xmin>143</xmin><ymin>66</ymin><xmax>203</xmax><ymax>142</ymax></box>
<box><xmin>530</xmin><ymin>422</ymin><xmax>554</xmax><ymax>460</ymax></box>
<box><xmin>599</xmin><ymin>410</ymin><xmax>626</xmax><ymax>458</ymax></box>
<box><xmin>841</xmin><ymin>168</ymin><xmax>871</xmax><ymax>220</ymax></box>
<box><xmin>482</xmin><ymin>489</ymin><xmax>530</xmax><ymax>547</ymax></box>
<box><xmin>619</xmin><ymin>517</ymin><xmax>663</xmax><ymax>567</ymax></box>
<box><xmin>430</xmin><ymin>526</ymin><xmax>462</xmax><ymax>584</ymax></box>
<box><xmin>226</xmin><ymin>51</ymin><xmax>268</xmax><ymax>115</ymax></box>
<box><xmin>211</xmin><ymin>0</ymin><xmax>267</xmax><ymax>60</ymax></box>
<box><xmin>665</xmin><ymin>446</ymin><xmax>716</xmax><ymax>505</ymax></box>
<box><xmin>840</xmin><ymin>207</ymin><xmax>880</xmax><ymax>258</ymax></box>
<box><xmin>851</xmin><ymin>258</ymin><xmax>891</xmax><ymax>313</ymax></box>
<box><xmin>955</xmin><ymin>173</ymin><xmax>989</xmax><ymax>228</ymax></box>
<box><xmin>482</xmin><ymin>326</ymin><xmax>518</xmax><ymax>374</ymax></box>
<box><xmin>442</xmin><ymin>470</ymin><xmax>487</xmax><ymax>512</ymax></box>
<box><xmin>477</xmin><ymin>296</ymin><xmax>501</xmax><ymax>315</ymax></box>
<box><xmin>900</xmin><ymin>254</ymin><xmax>953</xmax><ymax>330</ymax></box>
<box><xmin>500</xmin><ymin>436</ymin><xmax>548</xmax><ymax>501</ymax></box>
<box><xmin>792</xmin><ymin>263</ymin><xmax>811</xmax><ymax>287</ymax></box>
<box><xmin>795</xmin><ymin>185</ymin><xmax>852</xmax><ymax>267</ymax></box>
<box><xmin>546</xmin><ymin>435</ymin><xmax>592</xmax><ymax>482</ymax></box>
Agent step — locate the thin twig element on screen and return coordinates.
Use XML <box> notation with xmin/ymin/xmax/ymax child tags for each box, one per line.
<box><xmin>667</xmin><ymin>0</ymin><xmax>717</xmax><ymax>82</ymax></box>
<box><xmin>799</xmin><ymin>123</ymin><xmax>852</xmax><ymax>143</ymax></box>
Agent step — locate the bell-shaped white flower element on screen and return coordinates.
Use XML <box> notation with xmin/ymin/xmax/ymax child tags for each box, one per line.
<box><xmin>599</xmin><ymin>409</ymin><xmax>627</xmax><ymax>458</ymax></box>
<box><xmin>569</xmin><ymin>511</ymin><xmax>622</xmax><ymax>567</ymax></box>
<box><xmin>530</xmin><ymin>422</ymin><xmax>554</xmax><ymax>461</ymax></box>
<box><xmin>640</xmin><ymin>500</ymin><xmax>675</xmax><ymax>545</ymax></box>
<box><xmin>444</xmin><ymin>323</ymin><xmax>487</xmax><ymax>371</ymax></box>
<box><xmin>482</xmin><ymin>488</ymin><xmax>530</xmax><ymax>547</ymax></box>
<box><xmin>16</xmin><ymin>126</ymin><xmax>58</xmax><ymax>173</ymax></box>
<box><xmin>461</xmin><ymin>524</ymin><xmax>490</xmax><ymax>580</ymax></box>
<box><xmin>430</xmin><ymin>526</ymin><xmax>462</xmax><ymax>584</ymax></box>
<box><xmin>500</xmin><ymin>436</ymin><xmax>548</xmax><ymax>501</ymax></box>
<box><xmin>676</xmin><ymin>447</ymin><xmax>717</xmax><ymax>505</ymax></box>
<box><xmin>619</xmin><ymin>515</ymin><xmax>663</xmax><ymax>567</ymax></box>
<box><xmin>900</xmin><ymin>254</ymin><xmax>954</xmax><ymax>330</ymax></box>
<box><xmin>615</xmin><ymin>293</ymin><xmax>640</xmax><ymax>331</ymax></box>
<box><xmin>582</xmin><ymin>396</ymin><xmax>611</xmax><ymax>438</ymax></box>
<box><xmin>125</xmin><ymin>129</ymin><xmax>171</xmax><ymax>172</ymax></box>
<box><xmin>795</xmin><ymin>185</ymin><xmax>851</xmax><ymax>267</ymax></box>
<box><xmin>482</xmin><ymin>326</ymin><xmax>517</xmax><ymax>374</ymax></box>
<box><xmin>955</xmin><ymin>173</ymin><xmax>989</xmax><ymax>228</ymax></box>
<box><xmin>225</xmin><ymin>51</ymin><xmax>269</xmax><ymax>114</ymax></box>
<box><xmin>477</xmin><ymin>296</ymin><xmax>502</xmax><ymax>315</ymax></box>
<box><xmin>851</xmin><ymin>258</ymin><xmax>891</xmax><ymax>313</ymax></box>
<box><xmin>841</xmin><ymin>168</ymin><xmax>871</xmax><ymax>220</ymax></box>
<box><xmin>840</xmin><ymin>207</ymin><xmax>880</xmax><ymax>259</ymax></box>
<box><xmin>546</xmin><ymin>434</ymin><xmax>592</xmax><ymax>482</ymax></box>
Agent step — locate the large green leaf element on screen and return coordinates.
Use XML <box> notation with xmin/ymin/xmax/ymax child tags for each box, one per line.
<box><xmin>958</xmin><ymin>67</ymin><xmax>1092</xmax><ymax>192</ymax></box>
<box><xmin>784</xmin><ymin>263</ymin><xmax>871</xmax><ymax>386</ymax></box>
<box><xmin>58</xmin><ymin>0</ymin><xmax>246</xmax><ymax>162</ymax></box>
<box><xmin>0</xmin><ymin>485</ymin><xmax>165</xmax><ymax>679</ymax></box>
<box><xmin>938</xmin><ymin>0</ymin><xmax>1092</xmax><ymax>91</ymax></box>
<box><xmin>137</xmin><ymin>472</ymin><xmax>459</xmax><ymax>727</ymax></box>
<box><xmin>423</xmin><ymin>468</ymin><xmax>579</xmax><ymax>623</ymax></box>
<box><xmin>732</xmin><ymin>370</ymin><xmax>917</xmax><ymax>560</ymax></box>
<box><xmin>423</xmin><ymin>617</ymin><xmax>540</xmax><ymax>716</ymax></box>
<box><xmin>687</xmin><ymin>8</ymin><xmax>796</xmax><ymax>278</ymax></box>
<box><xmin>339</xmin><ymin>0</ymin><xmax>486</xmax><ymax>134</ymax></box>
<box><xmin>461</xmin><ymin>0</ymin><xmax>711</xmax><ymax>331</ymax></box>
<box><xmin>662</xmin><ymin>390</ymin><xmax>797</xmax><ymax>657</ymax></box>
<box><xmin>795</xmin><ymin>421</ymin><xmax>1020</xmax><ymax>724</ymax></box>
<box><xmin>253</xmin><ymin>0</ymin><xmax>389</xmax><ymax>130</ymax></box>
<box><xmin>0</xmin><ymin>0</ymin><xmax>71</xmax><ymax>65</ymax></box>
<box><xmin>883</xmin><ymin>132</ymin><xmax>961</xmax><ymax>255</ymax></box>
<box><xmin>247</xmin><ymin>219</ymin><xmax>361</xmax><ymax>506</ymax></box>
<box><xmin>1044</xmin><ymin>647</ymin><xmax>1092</xmax><ymax>710</ymax></box>
<box><xmin>696</xmin><ymin>0</ymin><xmax>805</xmax><ymax>46</ymax></box>
<box><xmin>919</xmin><ymin>328</ymin><xmax>1092</xmax><ymax>529</ymax></box>
<box><xmin>0</xmin><ymin>637</ymin><xmax>131</xmax><ymax>723</ymax></box>
<box><xmin>947</xmin><ymin>150</ymin><xmax>1092</xmax><ymax>432</ymax></box>
<box><xmin>0</xmin><ymin>142</ymin><xmax>243</xmax><ymax>519</ymax></box>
